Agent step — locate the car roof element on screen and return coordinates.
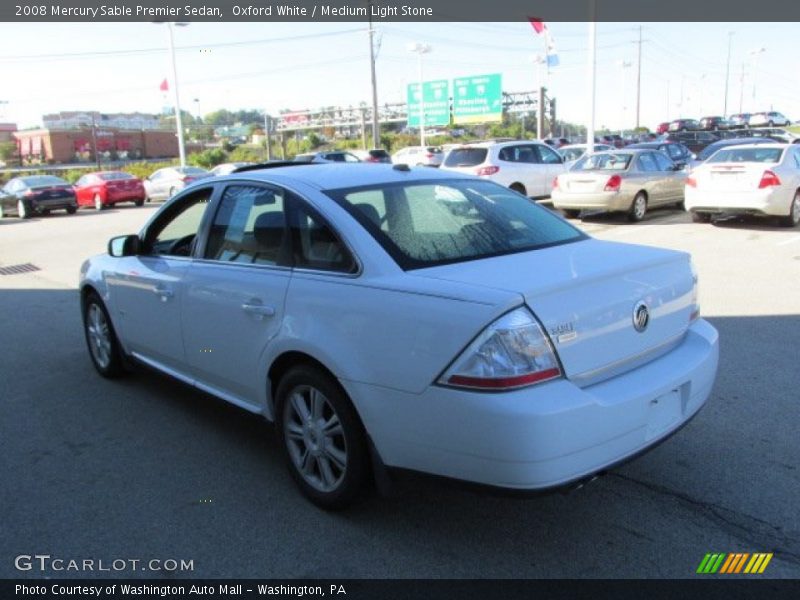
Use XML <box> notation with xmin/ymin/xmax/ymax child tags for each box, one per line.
<box><xmin>218</xmin><ymin>162</ymin><xmax>474</xmax><ymax>191</ymax></box>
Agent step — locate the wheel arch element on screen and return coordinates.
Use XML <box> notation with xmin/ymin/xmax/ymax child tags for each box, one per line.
<box><xmin>509</xmin><ymin>182</ymin><xmax>527</xmax><ymax>195</ymax></box>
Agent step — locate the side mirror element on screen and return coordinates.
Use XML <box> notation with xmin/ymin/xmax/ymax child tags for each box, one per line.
<box><xmin>691</xmin><ymin>153</ymin><xmax>697</xmax><ymax>160</ymax></box>
<box><xmin>108</xmin><ymin>235</ymin><xmax>141</xmax><ymax>257</ymax></box>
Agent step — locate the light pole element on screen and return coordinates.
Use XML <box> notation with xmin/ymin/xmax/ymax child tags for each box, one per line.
<box><xmin>749</xmin><ymin>47</ymin><xmax>766</xmax><ymax>112</ymax></box>
<box><xmin>586</xmin><ymin>3</ymin><xmax>597</xmax><ymax>148</ymax></box>
<box><xmin>532</xmin><ymin>54</ymin><xmax>546</xmax><ymax>139</ymax></box>
<box><xmin>155</xmin><ymin>22</ymin><xmax>189</xmax><ymax>168</ymax></box>
<box><xmin>408</xmin><ymin>42</ymin><xmax>431</xmax><ymax>147</ymax></box>
<box><xmin>618</xmin><ymin>60</ymin><xmax>632</xmax><ymax>136</ymax></box>
<box><xmin>723</xmin><ymin>32</ymin><xmax>734</xmax><ymax>116</ymax></box>
<box><xmin>367</xmin><ymin>0</ymin><xmax>380</xmax><ymax>149</ymax></box>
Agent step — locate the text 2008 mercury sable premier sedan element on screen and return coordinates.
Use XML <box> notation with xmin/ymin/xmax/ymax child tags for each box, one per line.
<box><xmin>79</xmin><ymin>163</ymin><xmax>719</xmax><ymax>509</ymax></box>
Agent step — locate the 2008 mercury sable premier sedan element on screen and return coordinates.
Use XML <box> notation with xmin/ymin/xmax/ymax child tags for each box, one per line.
<box><xmin>79</xmin><ymin>163</ymin><xmax>719</xmax><ymax>509</ymax></box>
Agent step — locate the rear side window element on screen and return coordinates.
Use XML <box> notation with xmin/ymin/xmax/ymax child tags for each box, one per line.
<box><xmin>289</xmin><ymin>205</ymin><xmax>356</xmax><ymax>273</ymax></box>
<box><xmin>326</xmin><ymin>179</ymin><xmax>584</xmax><ymax>270</ymax></box>
<box><xmin>497</xmin><ymin>145</ymin><xmax>538</xmax><ymax>163</ymax></box>
<box><xmin>443</xmin><ymin>148</ymin><xmax>488</xmax><ymax>167</ymax></box>
<box><xmin>574</xmin><ymin>153</ymin><xmax>632</xmax><ymax>171</ymax></box>
<box><xmin>637</xmin><ymin>153</ymin><xmax>658</xmax><ymax>172</ymax></box>
<box><xmin>204</xmin><ymin>185</ymin><xmax>287</xmax><ymax>266</ymax></box>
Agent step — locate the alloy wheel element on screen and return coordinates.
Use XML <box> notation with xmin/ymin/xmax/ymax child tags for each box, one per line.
<box><xmin>86</xmin><ymin>303</ymin><xmax>112</xmax><ymax>369</ymax></box>
<box><xmin>282</xmin><ymin>384</ymin><xmax>348</xmax><ymax>493</ymax></box>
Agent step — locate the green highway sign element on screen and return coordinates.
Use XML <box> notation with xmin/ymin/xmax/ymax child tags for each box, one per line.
<box><xmin>453</xmin><ymin>73</ymin><xmax>503</xmax><ymax>124</ymax></box>
<box><xmin>407</xmin><ymin>80</ymin><xmax>451</xmax><ymax>127</ymax></box>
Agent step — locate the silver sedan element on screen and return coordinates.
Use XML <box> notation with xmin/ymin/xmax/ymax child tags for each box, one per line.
<box><xmin>551</xmin><ymin>149</ymin><xmax>688</xmax><ymax>221</ymax></box>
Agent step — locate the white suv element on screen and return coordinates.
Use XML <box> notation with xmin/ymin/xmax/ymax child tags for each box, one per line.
<box><xmin>440</xmin><ymin>140</ymin><xmax>567</xmax><ymax>199</ymax></box>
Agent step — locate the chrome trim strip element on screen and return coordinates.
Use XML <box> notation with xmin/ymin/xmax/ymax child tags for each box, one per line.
<box><xmin>570</xmin><ymin>331</ymin><xmax>687</xmax><ymax>388</ymax></box>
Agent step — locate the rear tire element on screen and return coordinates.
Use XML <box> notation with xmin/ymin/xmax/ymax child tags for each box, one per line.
<box><xmin>691</xmin><ymin>211</ymin><xmax>712</xmax><ymax>223</ymax></box>
<box><xmin>66</xmin><ymin>206</ymin><xmax>77</xmax><ymax>214</ymax></box>
<box><xmin>509</xmin><ymin>183</ymin><xmax>527</xmax><ymax>196</ymax></box>
<box><xmin>780</xmin><ymin>192</ymin><xmax>800</xmax><ymax>228</ymax></box>
<box><xmin>275</xmin><ymin>365</ymin><xmax>370</xmax><ymax>510</ymax></box>
<box><xmin>628</xmin><ymin>192</ymin><xmax>648</xmax><ymax>222</ymax></box>
<box><xmin>17</xmin><ymin>199</ymin><xmax>30</xmax><ymax>219</ymax></box>
<box><xmin>0</xmin><ymin>204</ymin><xmax>4</xmax><ymax>218</ymax></box>
<box><xmin>134</xmin><ymin>198</ymin><xmax>144</xmax><ymax>207</ymax></box>
<box><xmin>94</xmin><ymin>194</ymin><xmax>104</xmax><ymax>211</ymax></box>
<box><xmin>82</xmin><ymin>292</ymin><xmax>126</xmax><ymax>378</ymax></box>
<box><xmin>561</xmin><ymin>209</ymin><xmax>581</xmax><ymax>219</ymax></box>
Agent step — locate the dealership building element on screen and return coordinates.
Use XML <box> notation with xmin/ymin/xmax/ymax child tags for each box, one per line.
<box><xmin>12</xmin><ymin>112</ymin><xmax>179</xmax><ymax>164</ymax></box>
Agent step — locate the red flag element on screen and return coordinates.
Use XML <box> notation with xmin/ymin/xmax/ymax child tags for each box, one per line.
<box><xmin>159</xmin><ymin>78</ymin><xmax>169</xmax><ymax>92</ymax></box>
<box><xmin>528</xmin><ymin>17</ymin><xmax>546</xmax><ymax>34</ymax></box>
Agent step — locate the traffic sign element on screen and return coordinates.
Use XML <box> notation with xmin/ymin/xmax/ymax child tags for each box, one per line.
<box><xmin>452</xmin><ymin>73</ymin><xmax>503</xmax><ymax>124</ymax></box>
<box><xmin>407</xmin><ymin>80</ymin><xmax>450</xmax><ymax>127</ymax></box>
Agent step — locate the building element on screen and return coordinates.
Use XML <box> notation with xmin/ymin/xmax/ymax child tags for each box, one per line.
<box><xmin>13</xmin><ymin>127</ymin><xmax>179</xmax><ymax>164</ymax></box>
<box><xmin>42</xmin><ymin>111</ymin><xmax>162</xmax><ymax>131</ymax></box>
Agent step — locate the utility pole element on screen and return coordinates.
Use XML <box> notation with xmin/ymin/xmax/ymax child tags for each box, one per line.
<box><xmin>263</xmin><ymin>111</ymin><xmax>272</xmax><ymax>161</ymax></box>
<box><xmin>739</xmin><ymin>62</ymin><xmax>745</xmax><ymax>114</ymax></box>
<box><xmin>586</xmin><ymin>1</ymin><xmax>596</xmax><ymax>148</ymax></box>
<box><xmin>723</xmin><ymin>32</ymin><xmax>734</xmax><ymax>116</ymax></box>
<box><xmin>635</xmin><ymin>25</ymin><xmax>642</xmax><ymax>129</ymax></box>
<box><xmin>90</xmin><ymin>112</ymin><xmax>101</xmax><ymax>170</ymax></box>
<box><xmin>367</xmin><ymin>1</ymin><xmax>380</xmax><ymax>149</ymax></box>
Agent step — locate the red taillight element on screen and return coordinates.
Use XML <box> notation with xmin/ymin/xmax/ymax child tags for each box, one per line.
<box><xmin>552</xmin><ymin>176</ymin><xmax>560</xmax><ymax>190</ymax></box>
<box><xmin>367</xmin><ymin>156</ymin><xmax>379</xmax><ymax>163</ymax></box>
<box><xmin>686</xmin><ymin>176</ymin><xmax>697</xmax><ymax>188</ymax></box>
<box><xmin>758</xmin><ymin>170</ymin><xmax>781</xmax><ymax>189</ymax></box>
<box><xmin>604</xmin><ymin>174</ymin><xmax>622</xmax><ymax>192</ymax></box>
<box><xmin>24</xmin><ymin>190</ymin><xmax>35</xmax><ymax>197</ymax></box>
<box><xmin>425</xmin><ymin>153</ymin><xmax>434</xmax><ymax>159</ymax></box>
<box><xmin>476</xmin><ymin>165</ymin><xmax>500</xmax><ymax>176</ymax></box>
<box><xmin>181</xmin><ymin>176</ymin><xmax>195</xmax><ymax>183</ymax></box>
<box><xmin>448</xmin><ymin>369</ymin><xmax>562</xmax><ymax>390</ymax></box>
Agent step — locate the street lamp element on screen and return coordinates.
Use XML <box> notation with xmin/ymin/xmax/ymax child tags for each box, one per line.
<box><xmin>531</xmin><ymin>54</ymin><xmax>546</xmax><ymax>139</ymax></box>
<box><xmin>154</xmin><ymin>22</ymin><xmax>189</xmax><ymax>168</ymax></box>
<box><xmin>407</xmin><ymin>42</ymin><xmax>431</xmax><ymax>147</ymax></box>
<box><xmin>723</xmin><ymin>32</ymin><xmax>734</xmax><ymax>116</ymax></box>
<box><xmin>749</xmin><ymin>47</ymin><xmax>766</xmax><ymax>111</ymax></box>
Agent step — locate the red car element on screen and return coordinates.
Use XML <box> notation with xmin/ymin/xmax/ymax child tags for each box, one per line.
<box><xmin>73</xmin><ymin>171</ymin><xmax>146</xmax><ymax>210</ymax></box>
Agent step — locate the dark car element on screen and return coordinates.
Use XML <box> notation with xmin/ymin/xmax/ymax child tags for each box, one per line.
<box><xmin>626</xmin><ymin>141</ymin><xmax>693</xmax><ymax>167</ymax></box>
<box><xmin>600</xmin><ymin>134</ymin><xmax>626</xmax><ymax>148</ymax></box>
<box><xmin>664</xmin><ymin>131</ymin><xmax>720</xmax><ymax>154</ymax></box>
<box><xmin>699</xmin><ymin>116</ymin><xmax>732</xmax><ymax>131</ymax></box>
<box><xmin>668</xmin><ymin>119</ymin><xmax>702</xmax><ymax>132</ymax></box>
<box><xmin>353</xmin><ymin>149</ymin><xmax>392</xmax><ymax>163</ymax></box>
<box><xmin>1</xmin><ymin>175</ymin><xmax>78</xmax><ymax>219</ymax></box>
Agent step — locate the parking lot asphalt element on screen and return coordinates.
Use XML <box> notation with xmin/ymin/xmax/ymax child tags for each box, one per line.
<box><xmin>1</xmin><ymin>203</ymin><xmax>799</xmax><ymax>578</ymax></box>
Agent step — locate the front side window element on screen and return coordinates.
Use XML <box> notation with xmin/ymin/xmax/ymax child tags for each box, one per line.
<box><xmin>204</xmin><ymin>184</ymin><xmax>287</xmax><ymax>266</ymax></box>
<box><xmin>536</xmin><ymin>145</ymin><xmax>562</xmax><ymax>164</ymax></box>
<box><xmin>146</xmin><ymin>188</ymin><xmax>213</xmax><ymax>256</ymax></box>
<box><xmin>326</xmin><ymin>179</ymin><xmax>584</xmax><ymax>270</ymax></box>
<box><xmin>574</xmin><ymin>153</ymin><xmax>632</xmax><ymax>171</ymax></box>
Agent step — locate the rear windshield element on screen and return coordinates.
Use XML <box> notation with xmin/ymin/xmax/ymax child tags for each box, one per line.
<box><xmin>98</xmin><ymin>172</ymin><xmax>134</xmax><ymax>181</ymax></box>
<box><xmin>178</xmin><ymin>167</ymin><xmax>208</xmax><ymax>175</ymax></box>
<box><xmin>560</xmin><ymin>147</ymin><xmax>586</xmax><ymax>162</ymax></box>
<box><xmin>706</xmin><ymin>147</ymin><xmax>783</xmax><ymax>163</ymax></box>
<box><xmin>443</xmin><ymin>147</ymin><xmax>488</xmax><ymax>167</ymax></box>
<box><xmin>21</xmin><ymin>175</ymin><xmax>68</xmax><ymax>187</ymax></box>
<box><xmin>369</xmin><ymin>150</ymin><xmax>390</xmax><ymax>159</ymax></box>
<box><xmin>573</xmin><ymin>152</ymin><xmax>633</xmax><ymax>171</ymax></box>
<box><xmin>325</xmin><ymin>179</ymin><xmax>584</xmax><ymax>270</ymax></box>
<box><xmin>293</xmin><ymin>154</ymin><xmax>315</xmax><ymax>162</ymax></box>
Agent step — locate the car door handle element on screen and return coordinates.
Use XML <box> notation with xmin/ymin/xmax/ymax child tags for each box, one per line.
<box><xmin>153</xmin><ymin>286</ymin><xmax>174</xmax><ymax>301</ymax></box>
<box><xmin>242</xmin><ymin>302</ymin><xmax>276</xmax><ymax>319</ymax></box>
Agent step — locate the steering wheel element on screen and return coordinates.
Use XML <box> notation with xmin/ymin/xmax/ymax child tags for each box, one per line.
<box><xmin>167</xmin><ymin>233</ymin><xmax>196</xmax><ymax>256</ymax></box>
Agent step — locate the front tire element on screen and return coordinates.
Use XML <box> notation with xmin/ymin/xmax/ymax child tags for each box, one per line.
<box><xmin>691</xmin><ymin>211</ymin><xmax>712</xmax><ymax>223</ymax></box>
<box><xmin>628</xmin><ymin>192</ymin><xmax>648</xmax><ymax>222</ymax></box>
<box><xmin>82</xmin><ymin>293</ymin><xmax>126</xmax><ymax>378</ymax></box>
<box><xmin>561</xmin><ymin>209</ymin><xmax>581</xmax><ymax>219</ymax></box>
<box><xmin>780</xmin><ymin>192</ymin><xmax>800</xmax><ymax>228</ymax></box>
<box><xmin>275</xmin><ymin>365</ymin><xmax>370</xmax><ymax>510</ymax></box>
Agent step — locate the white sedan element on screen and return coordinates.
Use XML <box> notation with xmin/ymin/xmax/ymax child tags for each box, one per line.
<box><xmin>80</xmin><ymin>164</ymin><xmax>719</xmax><ymax>509</ymax></box>
<box><xmin>685</xmin><ymin>143</ymin><xmax>800</xmax><ymax>227</ymax></box>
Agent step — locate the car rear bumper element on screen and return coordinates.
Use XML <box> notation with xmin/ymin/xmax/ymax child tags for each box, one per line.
<box><xmin>345</xmin><ymin>319</ymin><xmax>718</xmax><ymax>490</ymax></box>
<box><xmin>107</xmin><ymin>190</ymin><xmax>145</xmax><ymax>203</ymax></box>
<box><xmin>685</xmin><ymin>186</ymin><xmax>790</xmax><ymax>216</ymax></box>
<box><xmin>551</xmin><ymin>189</ymin><xmax>630</xmax><ymax>211</ymax></box>
<box><xmin>31</xmin><ymin>197</ymin><xmax>77</xmax><ymax>211</ymax></box>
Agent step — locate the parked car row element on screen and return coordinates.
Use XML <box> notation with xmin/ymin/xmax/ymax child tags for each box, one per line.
<box><xmin>657</xmin><ymin>111</ymin><xmax>791</xmax><ymax>134</ymax></box>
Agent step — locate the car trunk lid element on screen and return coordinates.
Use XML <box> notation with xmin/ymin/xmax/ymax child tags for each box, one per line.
<box><xmin>414</xmin><ymin>239</ymin><xmax>695</xmax><ymax>384</ymax></box>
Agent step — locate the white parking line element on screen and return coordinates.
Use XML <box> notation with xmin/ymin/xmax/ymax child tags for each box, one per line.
<box><xmin>776</xmin><ymin>235</ymin><xmax>800</xmax><ymax>246</ymax></box>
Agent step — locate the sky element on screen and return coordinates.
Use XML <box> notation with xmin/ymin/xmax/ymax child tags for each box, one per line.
<box><xmin>0</xmin><ymin>21</ymin><xmax>797</xmax><ymax>132</ymax></box>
